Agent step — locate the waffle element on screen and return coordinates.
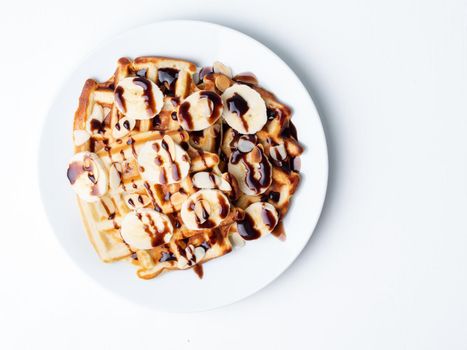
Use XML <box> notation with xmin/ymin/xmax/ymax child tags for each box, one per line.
<box><xmin>67</xmin><ymin>57</ymin><xmax>303</xmax><ymax>279</ymax></box>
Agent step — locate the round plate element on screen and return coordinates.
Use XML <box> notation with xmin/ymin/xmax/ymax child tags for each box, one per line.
<box><xmin>39</xmin><ymin>20</ymin><xmax>328</xmax><ymax>312</ymax></box>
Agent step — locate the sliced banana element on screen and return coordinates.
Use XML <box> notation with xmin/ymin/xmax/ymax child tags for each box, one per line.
<box><xmin>114</xmin><ymin>77</ymin><xmax>164</xmax><ymax>120</ymax></box>
<box><xmin>180</xmin><ymin>189</ymin><xmax>230</xmax><ymax>230</ymax></box>
<box><xmin>120</xmin><ymin>208</ymin><xmax>173</xmax><ymax>250</ymax></box>
<box><xmin>137</xmin><ymin>135</ymin><xmax>190</xmax><ymax>185</ymax></box>
<box><xmin>67</xmin><ymin>152</ymin><xmax>108</xmax><ymax>202</ymax></box>
<box><xmin>221</xmin><ymin>84</ymin><xmax>267</xmax><ymax>134</ymax></box>
<box><xmin>228</xmin><ymin>145</ymin><xmax>272</xmax><ymax>195</ymax></box>
<box><xmin>237</xmin><ymin>202</ymin><xmax>279</xmax><ymax>240</ymax></box>
<box><xmin>177</xmin><ymin>90</ymin><xmax>223</xmax><ymax>131</ymax></box>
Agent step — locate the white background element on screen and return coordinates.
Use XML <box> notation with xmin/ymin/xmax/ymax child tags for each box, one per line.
<box><xmin>1</xmin><ymin>0</ymin><xmax>466</xmax><ymax>349</ymax></box>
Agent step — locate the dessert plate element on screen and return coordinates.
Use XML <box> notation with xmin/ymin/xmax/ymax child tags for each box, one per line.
<box><xmin>38</xmin><ymin>20</ymin><xmax>328</xmax><ymax>312</ymax></box>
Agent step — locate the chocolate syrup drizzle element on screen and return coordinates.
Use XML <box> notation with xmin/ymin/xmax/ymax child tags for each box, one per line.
<box><xmin>157</xmin><ymin>68</ymin><xmax>179</xmax><ymax>96</ymax></box>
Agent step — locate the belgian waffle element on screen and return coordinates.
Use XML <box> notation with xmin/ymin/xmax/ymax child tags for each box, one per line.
<box><xmin>67</xmin><ymin>57</ymin><xmax>303</xmax><ymax>280</ymax></box>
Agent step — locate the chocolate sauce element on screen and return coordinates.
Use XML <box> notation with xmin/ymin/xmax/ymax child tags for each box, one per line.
<box><xmin>218</xmin><ymin>193</ymin><xmax>229</xmax><ymax>218</ymax></box>
<box><xmin>267</xmin><ymin>108</ymin><xmax>276</xmax><ymax>121</ymax></box>
<box><xmin>89</xmin><ymin>119</ymin><xmax>103</xmax><ymax>134</ymax></box>
<box><xmin>200</xmin><ymin>241</ymin><xmax>211</xmax><ymax>251</ymax></box>
<box><xmin>154</xmin><ymin>155</ymin><xmax>163</xmax><ymax>166</ymax></box>
<box><xmin>133</xmin><ymin>77</ymin><xmax>156</xmax><ymax>115</ymax></box>
<box><xmin>230</xmin><ymin>147</ymin><xmax>272</xmax><ymax>194</ymax></box>
<box><xmin>280</xmin><ymin>120</ymin><xmax>298</xmax><ymax>140</ymax></box>
<box><xmin>159</xmin><ymin>251</ymin><xmax>176</xmax><ymax>262</ymax></box>
<box><xmin>171</xmin><ymin>112</ymin><xmax>178</xmax><ymax>121</ymax></box>
<box><xmin>141</xmin><ymin>211</ymin><xmax>170</xmax><ymax>247</ymax></box>
<box><xmin>170</xmin><ymin>213</ymin><xmax>181</xmax><ymax>229</ymax></box>
<box><xmin>200</xmin><ymin>90</ymin><xmax>222</xmax><ymax>123</ymax></box>
<box><xmin>114</xmin><ymin>86</ymin><xmax>126</xmax><ymax>113</ymax></box>
<box><xmin>127</xmin><ymin>137</ymin><xmax>137</xmax><ymax>158</ymax></box>
<box><xmin>237</xmin><ymin>213</ymin><xmax>261</xmax><ymax>240</ymax></box>
<box><xmin>180</xmin><ymin>141</ymin><xmax>189</xmax><ymax>151</ymax></box>
<box><xmin>271</xmin><ymin>222</ymin><xmax>286</xmax><ymax>241</ymax></box>
<box><xmin>127</xmin><ymin>198</ymin><xmax>135</xmax><ymax>207</ymax></box>
<box><xmin>179</xmin><ymin>91</ymin><xmax>222</xmax><ymax>131</ymax></box>
<box><xmin>144</xmin><ymin>181</ymin><xmax>162</xmax><ymax>212</ymax></box>
<box><xmin>226</xmin><ymin>93</ymin><xmax>249</xmax><ymax>131</ymax></box>
<box><xmin>178</xmin><ymin>102</ymin><xmax>193</xmax><ymax>129</ymax></box>
<box><xmin>193</xmin><ymin>264</ymin><xmax>204</xmax><ymax>279</ymax></box>
<box><xmin>268</xmin><ymin>191</ymin><xmax>280</xmax><ymax>202</ymax></box>
<box><xmin>151</xmin><ymin>114</ymin><xmax>162</xmax><ymax>129</ymax></box>
<box><xmin>172</xmin><ymin>163</ymin><xmax>181</xmax><ymax>182</ymax></box>
<box><xmin>190</xmin><ymin>130</ymin><xmax>204</xmax><ymax>145</ymax></box>
<box><xmin>157</xmin><ymin>68</ymin><xmax>179</xmax><ymax>96</ymax></box>
<box><xmin>135</xmin><ymin>68</ymin><xmax>147</xmax><ymax>77</ymax></box>
<box><xmin>261</xmin><ymin>207</ymin><xmax>278</xmax><ymax>229</ymax></box>
<box><xmin>159</xmin><ymin>167</ymin><xmax>168</xmax><ymax>184</ymax></box>
<box><xmin>198</xmin><ymin>66</ymin><xmax>214</xmax><ymax>81</ymax></box>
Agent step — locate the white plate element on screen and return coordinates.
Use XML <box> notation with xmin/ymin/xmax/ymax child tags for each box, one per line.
<box><xmin>38</xmin><ymin>20</ymin><xmax>328</xmax><ymax>312</ymax></box>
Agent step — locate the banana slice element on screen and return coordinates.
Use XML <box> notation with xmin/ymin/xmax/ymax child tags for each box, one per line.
<box><xmin>177</xmin><ymin>90</ymin><xmax>223</xmax><ymax>131</ymax></box>
<box><xmin>114</xmin><ymin>77</ymin><xmax>164</xmax><ymax>120</ymax></box>
<box><xmin>180</xmin><ymin>189</ymin><xmax>230</xmax><ymax>230</ymax></box>
<box><xmin>67</xmin><ymin>152</ymin><xmax>108</xmax><ymax>202</ymax></box>
<box><xmin>120</xmin><ymin>209</ymin><xmax>173</xmax><ymax>250</ymax></box>
<box><xmin>228</xmin><ymin>145</ymin><xmax>272</xmax><ymax>195</ymax></box>
<box><xmin>221</xmin><ymin>84</ymin><xmax>267</xmax><ymax>134</ymax></box>
<box><xmin>137</xmin><ymin>135</ymin><xmax>190</xmax><ymax>185</ymax></box>
<box><xmin>237</xmin><ymin>202</ymin><xmax>279</xmax><ymax>240</ymax></box>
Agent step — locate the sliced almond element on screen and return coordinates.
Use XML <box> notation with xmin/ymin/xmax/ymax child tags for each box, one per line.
<box><xmin>192</xmin><ymin>172</ymin><xmax>216</xmax><ymax>189</ymax></box>
<box><xmin>237</xmin><ymin>137</ymin><xmax>255</xmax><ymax>153</ymax></box>
<box><xmin>90</xmin><ymin>103</ymin><xmax>104</xmax><ymax>121</ymax></box>
<box><xmin>233</xmin><ymin>72</ymin><xmax>258</xmax><ymax>86</ymax></box>
<box><xmin>215</xmin><ymin>75</ymin><xmax>231</xmax><ymax>92</ymax></box>
<box><xmin>86</xmin><ymin>104</ymin><xmax>104</xmax><ymax>134</ymax></box>
<box><xmin>213</xmin><ymin>61</ymin><xmax>233</xmax><ymax>78</ymax></box>
<box><xmin>73</xmin><ymin>130</ymin><xmax>91</xmax><ymax>146</ymax></box>
<box><xmin>103</xmin><ymin>107</ymin><xmax>111</xmax><ymax>118</ymax></box>
<box><xmin>218</xmin><ymin>176</ymin><xmax>232</xmax><ymax>192</ymax></box>
<box><xmin>192</xmin><ymin>172</ymin><xmax>232</xmax><ymax>192</ymax></box>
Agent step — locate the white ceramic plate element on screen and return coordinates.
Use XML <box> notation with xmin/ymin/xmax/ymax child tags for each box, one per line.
<box><xmin>39</xmin><ymin>20</ymin><xmax>328</xmax><ymax>312</ymax></box>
